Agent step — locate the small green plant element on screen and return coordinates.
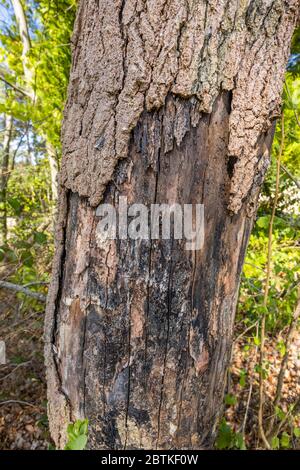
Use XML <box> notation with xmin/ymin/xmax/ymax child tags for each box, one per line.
<box><xmin>268</xmin><ymin>404</ymin><xmax>300</xmax><ymax>449</ymax></box>
<box><xmin>64</xmin><ymin>419</ymin><xmax>88</xmax><ymax>450</ymax></box>
<box><xmin>271</xmin><ymin>432</ymin><xmax>291</xmax><ymax>450</ymax></box>
<box><xmin>216</xmin><ymin>419</ymin><xmax>246</xmax><ymax>450</ymax></box>
<box><xmin>224</xmin><ymin>394</ymin><xmax>237</xmax><ymax>406</ymax></box>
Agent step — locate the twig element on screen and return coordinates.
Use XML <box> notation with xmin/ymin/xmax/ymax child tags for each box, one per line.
<box><xmin>280</xmin><ymin>164</ymin><xmax>300</xmax><ymax>189</ymax></box>
<box><xmin>258</xmin><ymin>113</ymin><xmax>284</xmax><ymax>449</ymax></box>
<box><xmin>271</xmin><ymin>396</ymin><xmax>300</xmax><ymax>439</ymax></box>
<box><xmin>278</xmin><ymin>278</ymin><xmax>300</xmax><ymax>300</ymax></box>
<box><xmin>0</xmin><ymin>360</ymin><xmax>31</xmax><ymax>382</ymax></box>
<box><xmin>234</xmin><ymin>320</ymin><xmax>259</xmax><ymax>343</ymax></box>
<box><xmin>244</xmin><ymin>262</ymin><xmax>265</xmax><ymax>272</ymax></box>
<box><xmin>0</xmin><ymin>280</ymin><xmax>46</xmax><ymax>302</ymax></box>
<box><xmin>23</xmin><ymin>281</ymin><xmax>48</xmax><ymax>288</ymax></box>
<box><xmin>0</xmin><ymin>69</ymin><xmax>31</xmax><ymax>98</ymax></box>
<box><xmin>241</xmin><ymin>323</ymin><xmax>259</xmax><ymax>436</ymax></box>
<box><xmin>0</xmin><ymin>400</ymin><xmax>37</xmax><ymax>408</ymax></box>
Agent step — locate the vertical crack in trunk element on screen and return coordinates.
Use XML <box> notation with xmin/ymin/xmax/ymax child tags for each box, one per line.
<box><xmin>124</xmin><ymin>291</ymin><xmax>132</xmax><ymax>449</ymax></box>
<box><xmin>156</xmin><ymin>235</ymin><xmax>174</xmax><ymax>449</ymax></box>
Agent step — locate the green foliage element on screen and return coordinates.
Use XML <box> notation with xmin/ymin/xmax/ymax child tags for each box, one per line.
<box><xmin>268</xmin><ymin>405</ymin><xmax>300</xmax><ymax>449</ymax></box>
<box><xmin>224</xmin><ymin>394</ymin><xmax>237</xmax><ymax>406</ymax></box>
<box><xmin>239</xmin><ymin>67</ymin><xmax>300</xmax><ymax>332</ymax></box>
<box><xmin>64</xmin><ymin>419</ymin><xmax>88</xmax><ymax>451</ymax></box>
<box><xmin>0</xmin><ymin>0</ymin><xmax>75</xmax><ymax>298</ymax></box>
<box><xmin>0</xmin><ymin>0</ymin><xmax>76</xmax><ymax>150</ymax></box>
<box><xmin>0</xmin><ymin>158</ymin><xmax>53</xmax><ymax>299</ymax></box>
<box><xmin>238</xmin><ymin>28</ymin><xmax>300</xmax><ymax>334</ymax></box>
<box><xmin>294</xmin><ymin>427</ymin><xmax>300</xmax><ymax>438</ymax></box>
<box><xmin>216</xmin><ymin>419</ymin><xmax>246</xmax><ymax>450</ymax></box>
<box><xmin>271</xmin><ymin>429</ymin><xmax>294</xmax><ymax>450</ymax></box>
<box><xmin>224</xmin><ymin>28</ymin><xmax>300</xmax><ymax>450</ymax></box>
<box><xmin>239</xmin><ymin>370</ymin><xmax>247</xmax><ymax>388</ymax></box>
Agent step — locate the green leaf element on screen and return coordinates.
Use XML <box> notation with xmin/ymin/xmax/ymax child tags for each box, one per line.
<box><xmin>293</xmin><ymin>427</ymin><xmax>300</xmax><ymax>438</ymax></box>
<box><xmin>275</xmin><ymin>406</ymin><xmax>286</xmax><ymax>421</ymax></box>
<box><xmin>34</xmin><ymin>232</ymin><xmax>47</xmax><ymax>244</ymax></box>
<box><xmin>79</xmin><ymin>420</ymin><xmax>88</xmax><ymax>435</ymax></box>
<box><xmin>65</xmin><ymin>434</ymin><xmax>87</xmax><ymax>451</ymax></box>
<box><xmin>7</xmin><ymin>197</ymin><xmax>22</xmax><ymax>215</ymax></box>
<box><xmin>64</xmin><ymin>419</ymin><xmax>88</xmax><ymax>451</ymax></box>
<box><xmin>277</xmin><ymin>340</ymin><xmax>286</xmax><ymax>357</ymax></box>
<box><xmin>239</xmin><ymin>372</ymin><xmax>246</xmax><ymax>388</ymax></box>
<box><xmin>271</xmin><ymin>436</ymin><xmax>280</xmax><ymax>449</ymax></box>
<box><xmin>256</xmin><ymin>216</ymin><xmax>270</xmax><ymax>229</ymax></box>
<box><xmin>235</xmin><ymin>433</ymin><xmax>246</xmax><ymax>450</ymax></box>
<box><xmin>280</xmin><ymin>432</ymin><xmax>290</xmax><ymax>449</ymax></box>
<box><xmin>216</xmin><ymin>419</ymin><xmax>233</xmax><ymax>450</ymax></box>
<box><xmin>21</xmin><ymin>250</ymin><xmax>34</xmax><ymax>268</ymax></box>
<box><xmin>225</xmin><ymin>394</ymin><xmax>237</xmax><ymax>406</ymax></box>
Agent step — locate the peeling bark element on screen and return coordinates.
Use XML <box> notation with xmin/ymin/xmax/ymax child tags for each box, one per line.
<box><xmin>61</xmin><ymin>0</ymin><xmax>298</xmax><ymax>213</ymax></box>
<box><xmin>45</xmin><ymin>0</ymin><xmax>299</xmax><ymax>449</ymax></box>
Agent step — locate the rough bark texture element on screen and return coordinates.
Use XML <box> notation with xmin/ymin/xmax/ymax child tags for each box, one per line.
<box><xmin>45</xmin><ymin>0</ymin><xmax>299</xmax><ymax>449</ymax></box>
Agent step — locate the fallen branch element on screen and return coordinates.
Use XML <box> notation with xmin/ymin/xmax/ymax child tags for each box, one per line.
<box><xmin>0</xmin><ymin>400</ymin><xmax>37</xmax><ymax>408</ymax></box>
<box><xmin>0</xmin><ymin>360</ymin><xmax>31</xmax><ymax>382</ymax></box>
<box><xmin>0</xmin><ymin>281</ymin><xmax>46</xmax><ymax>302</ymax></box>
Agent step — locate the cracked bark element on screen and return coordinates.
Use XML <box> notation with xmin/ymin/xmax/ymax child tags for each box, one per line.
<box><xmin>45</xmin><ymin>0</ymin><xmax>299</xmax><ymax>449</ymax></box>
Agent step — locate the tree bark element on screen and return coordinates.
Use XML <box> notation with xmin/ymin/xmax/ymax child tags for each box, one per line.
<box><xmin>45</xmin><ymin>0</ymin><xmax>299</xmax><ymax>449</ymax></box>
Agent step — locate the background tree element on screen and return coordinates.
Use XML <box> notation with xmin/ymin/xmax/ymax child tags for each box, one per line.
<box><xmin>0</xmin><ymin>0</ymin><xmax>75</xmax><ymax>283</ymax></box>
<box><xmin>0</xmin><ymin>112</ymin><xmax>12</xmax><ymax>242</ymax></box>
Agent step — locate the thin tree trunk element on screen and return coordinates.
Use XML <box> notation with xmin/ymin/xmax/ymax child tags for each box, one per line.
<box><xmin>46</xmin><ymin>141</ymin><xmax>58</xmax><ymax>202</ymax></box>
<box><xmin>11</xmin><ymin>0</ymin><xmax>34</xmax><ymax>98</ymax></box>
<box><xmin>0</xmin><ymin>114</ymin><xmax>13</xmax><ymax>243</ymax></box>
<box><xmin>45</xmin><ymin>0</ymin><xmax>300</xmax><ymax>449</ymax></box>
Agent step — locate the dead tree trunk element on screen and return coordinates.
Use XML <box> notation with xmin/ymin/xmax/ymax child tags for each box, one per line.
<box><xmin>45</xmin><ymin>0</ymin><xmax>299</xmax><ymax>449</ymax></box>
